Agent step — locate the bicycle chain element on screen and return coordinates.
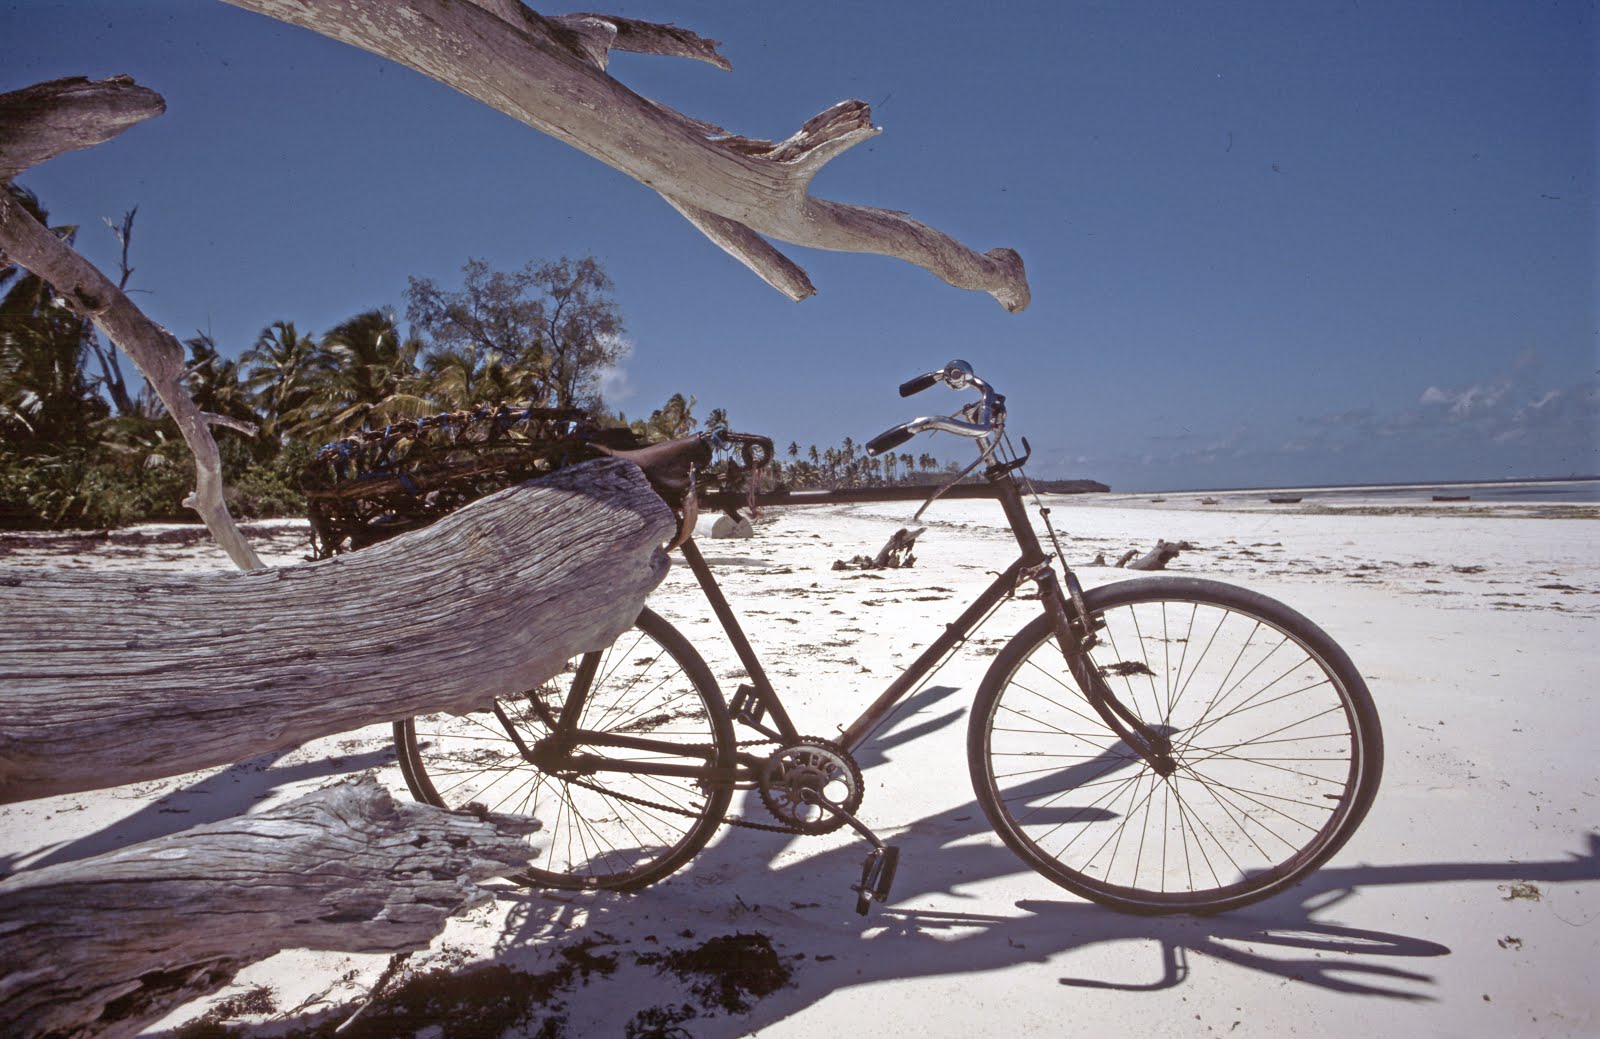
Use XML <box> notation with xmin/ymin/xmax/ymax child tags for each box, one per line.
<box><xmin>548</xmin><ymin>738</ymin><xmax>820</xmax><ymax>835</ymax></box>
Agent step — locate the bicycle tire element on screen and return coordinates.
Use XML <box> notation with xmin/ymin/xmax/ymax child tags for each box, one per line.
<box><xmin>969</xmin><ymin>576</ymin><xmax>1382</xmax><ymax>914</ymax></box>
<box><xmin>395</xmin><ymin>607</ymin><xmax>735</xmax><ymax>891</ymax></box>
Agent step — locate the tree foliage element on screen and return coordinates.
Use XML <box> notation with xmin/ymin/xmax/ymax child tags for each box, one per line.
<box><xmin>405</xmin><ymin>256</ymin><xmax>625</xmax><ymax>413</ymax></box>
<box><xmin>1</xmin><ymin>193</ymin><xmax>958</xmax><ymax>530</ymax></box>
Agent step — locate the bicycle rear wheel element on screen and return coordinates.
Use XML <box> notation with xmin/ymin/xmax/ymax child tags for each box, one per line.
<box><xmin>395</xmin><ymin>607</ymin><xmax>735</xmax><ymax>891</ymax></box>
<box><xmin>969</xmin><ymin>577</ymin><xmax>1382</xmax><ymax>914</ymax></box>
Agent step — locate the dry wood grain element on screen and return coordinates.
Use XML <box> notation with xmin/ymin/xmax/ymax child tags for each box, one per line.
<box><xmin>222</xmin><ymin>0</ymin><xmax>1030</xmax><ymax>310</ymax></box>
<box><xmin>0</xmin><ymin>775</ymin><xmax>539</xmax><ymax>1039</ymax></box>
<box><xmin>0</xmin><ymin>458</ymin><xmax>674</xmax><ymax>803</ymax></box>
<box><xmin>0</xmin><ymin>76</ymin><xmax>164</xmax><ymax>181</ymax></box>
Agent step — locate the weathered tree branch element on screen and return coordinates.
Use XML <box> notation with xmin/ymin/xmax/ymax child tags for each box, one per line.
<box><xmin>0</xmin><ymin>458</ymin><xmax>675</xmax><ymax>803</ymax></box>
<box><xmin>0</xmin><ymin>77</ymin><xmax>164</xmax><ymax>182</ymax></box>
<box><xmin>0</xmin><ymin>90</ymin><xmax>264</xmax><ymax>569</ymax></box>
<box><xmin>0</xmin><ymin>776</ymin><xmax>538</xmax><ymax>1039</ymax></box>
<box><xmin>222</xmin><ymin>0</ymin><xmax>1030</xmax><ymax>311</ymax></box>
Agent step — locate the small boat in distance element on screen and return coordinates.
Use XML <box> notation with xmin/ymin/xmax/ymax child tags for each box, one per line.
<box><xmin>1268</xmin><ymin>496</ymin><xmax>1303</xmax><ymax>504</ymax></box>
<box><xmin>1432</xmin><ymin>494</ymin><xmax>1471</xmax><ymax>502</ymax></box>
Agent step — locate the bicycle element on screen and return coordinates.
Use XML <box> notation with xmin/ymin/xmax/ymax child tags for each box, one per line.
<box><xmin>395</xmin><ymin>360</ymin><xmax>1384</xmax><ymax>915</ymax></box>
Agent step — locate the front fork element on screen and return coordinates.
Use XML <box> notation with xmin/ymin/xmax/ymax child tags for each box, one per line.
<box><xmin>1036</xmin><ymin>566</ymin><xmax>1177</xmax><ymax>776</ymax></box>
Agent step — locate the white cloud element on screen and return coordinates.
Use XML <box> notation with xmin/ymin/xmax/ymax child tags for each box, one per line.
<box><xmin>1419</xmin><ymin>378</ymin><xmax>1512</xmax><ymax>417</ymax></box>
<box><xmin>595</xmin><ymin>333</ymin><xmax>635</xmax><ymax>404</ymax></box>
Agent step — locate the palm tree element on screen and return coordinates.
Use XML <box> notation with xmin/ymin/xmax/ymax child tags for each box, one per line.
<box><xmin>242</xmin><ymin>320</ymin><xmax>327</xmax><ymax>443</ymax></box>
<box><xmin>180</xmin><ymin>333</ymin><xmax>258</xmax><ymax>429</ymax></box>
<box><xmin>631</xmin><ymin>391</ymin><xmax>697</xmax><ymax>442</ymax></box>
<box><xmin>304</xmin><ymin>309</ymin><xmax>428</xmax><ymax>438</ymax></box>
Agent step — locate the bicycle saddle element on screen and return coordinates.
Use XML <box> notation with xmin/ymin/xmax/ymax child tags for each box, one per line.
<box><xmin>591</xmin><ymin>434</ymin><xmax>713</xmax><ymax>503</ymax></box>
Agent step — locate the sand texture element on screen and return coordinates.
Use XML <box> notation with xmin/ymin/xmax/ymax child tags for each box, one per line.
<box><xmin>2</xmin><ymin>494</ymin><xmax>1596</xmax><ymax>1037</ymax></box>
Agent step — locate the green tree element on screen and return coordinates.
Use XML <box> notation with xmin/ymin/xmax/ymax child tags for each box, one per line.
<box><xmin>303</xmin><ymin>309</ymin><xmax>427</xmax><ymax>438</ymax></box>
<box><xmin>631</xmin><ymin>391</ymin><xmax>697</xmax><ymax>442</ymax></box>
<box><xmin>242</xmin><ymin>320</ymin><xmax>328</xmax><ymax>444</ymax></box>
<box><xmin>0</xmin><ymin>184</ymin><xmax>103</xmax><ymax>449</ymax></box>
<box><xmin>536</xmin><ymin>256</ymin><xmax>624</xmax><ymax>410</ymax></box>
<box><xmin>405</xmin><ymin>255</ymin><xmax>625</xmax><ymax>412</ymax></box>
<box><xmin>180</xmin><ymin>332</ymin><xmax>258</xmax><ymax>430</ymax></box>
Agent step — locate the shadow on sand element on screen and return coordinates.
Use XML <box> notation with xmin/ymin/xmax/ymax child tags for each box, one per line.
<box><xmin>115</xmin><ymin>684</ymin><xmax>1596</xmax><ymax>1037</ymax></box>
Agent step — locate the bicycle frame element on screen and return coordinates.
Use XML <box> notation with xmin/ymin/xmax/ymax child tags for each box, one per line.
<box><xmin>543</xmin><ymin>456</ymin><xmax>1175</xmax><ymax>786</ymax></box>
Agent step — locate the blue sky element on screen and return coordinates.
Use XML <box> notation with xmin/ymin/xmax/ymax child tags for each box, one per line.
<box><xmin>3</xmin><ymin>0</ymin><xmax>1595</xmax><ymax>490</ymax></box>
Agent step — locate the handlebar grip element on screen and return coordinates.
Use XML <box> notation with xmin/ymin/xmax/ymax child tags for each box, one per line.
<box><xmin>866</xmin><ymin>425</ymin><xmax>916</xmax><ymax>456</ymax></box>
<box><xmin>899</xmin><ymin>372</ymin><xmax>939</xmax><ymax>397</ymax></box>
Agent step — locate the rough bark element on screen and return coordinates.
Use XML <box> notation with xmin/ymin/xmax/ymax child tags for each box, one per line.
<box><xmin>222</xmin><ymin>0</ymin><xmax>1030</xmax><ymax>311</ymax></box>
<box><xmin>0</xmin><ymin>458</ymin><xmax>675</xmax><ymax>803</ymax></box>
<box><xmin>0</xmin><ymin>77</ymin><xmax>165</xmax><ymax>181</ymax></box>
<box><xmin>0</xmin><ymin>776</ymin><xmax>539</xmax><ymax>1039</ymax></box>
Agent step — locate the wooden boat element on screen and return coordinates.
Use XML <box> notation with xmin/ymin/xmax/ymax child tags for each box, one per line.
<box><xmin>1432</xmin><ymin>494</ymin><xmax>1470</xmax><ymax>502</ymax></box>
<box><xmin>1267</xmin><ymin>496</ymin><xmax>1302</xmax><ymax>504</ymax></box>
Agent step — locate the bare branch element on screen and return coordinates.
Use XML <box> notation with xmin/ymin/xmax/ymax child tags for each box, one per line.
<box><xmin>223</xmin><ymin>0</ymin><xmax>1030</xmax><ymax>311</ymax></box>
<box><xmin>549</xmin><ymin>11</ymin><xmax>732</xmax><ymax>70</ymax></box>
<box><xmin>0</xmin><ymin>187</ymin><xmax>263</xmax><ymax>569</ymax></box>
<box><xmin>0</xmin><ymin>76</ymin><xmax>165</xmax><ymax>181</ymax></box>
<box><xmin>660</xmin><ymin>193</ymin><xmax>816</xmax><ymax>301</ymax></box>
<box><xmin>200</xmin><ymin>410</ymin><xmax>260</xmax><ymax>436</ymax></box>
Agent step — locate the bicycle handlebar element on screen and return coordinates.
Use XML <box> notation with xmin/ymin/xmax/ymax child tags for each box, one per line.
<box><xmin>866</xmin><ymin>359</ymin><xmax>1003</xmax><ymax>457</ymax></box>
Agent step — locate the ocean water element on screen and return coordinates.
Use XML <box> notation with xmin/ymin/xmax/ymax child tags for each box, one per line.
<box><xmin>1228</xmin><ymin>480</ymin><xmax>1593</xmax><ymax>505</ymax></box>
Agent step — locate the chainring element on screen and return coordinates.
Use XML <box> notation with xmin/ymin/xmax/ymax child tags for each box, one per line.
<box><xmin>757</xmin><ymin>737</ymin><xmax>865</xmax><ymax>835</ymax></box>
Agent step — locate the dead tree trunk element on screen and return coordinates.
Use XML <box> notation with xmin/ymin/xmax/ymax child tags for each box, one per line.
<box><xmin>0</xmin><ymin>458</ymin><xmax>674</xmax><ymax>804</ymax></box>
<box><xmin>221</xmin><ymin>0</ymin><xmax>1029</xmax><ymax>311</ymax></box>
<box><xmin>0</xmin><ymin>776</ymin><xmax>538</xmax><ymax>1039</ymax></box>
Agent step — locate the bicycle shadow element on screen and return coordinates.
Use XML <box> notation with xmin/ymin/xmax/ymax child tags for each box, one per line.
<box><xmin>478</xmin><ymin>682</ymin><xmax>1598</xmax><ymax>1035</ymax></box>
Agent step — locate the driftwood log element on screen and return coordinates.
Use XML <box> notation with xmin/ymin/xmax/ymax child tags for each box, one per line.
<box><xmin>0</xmin><ymin>776</ymin><xmax>539</xmax><ymax>1039</ymax></box>
<box><xmin>833</xmin><ymin>526</ymin><xmax>925</xmax><ymax>571</ymax></box>
<box><xmin>222</xmin><ymin>0</ymin><xmax>1029</xmax><ymax>311</ymax></box>
<box><xmin>1119</xmin><ymin>539</ymin><xmax>1195</xmax><ymax>571</ymax></box>
<box><xmin>0</xmin><ymin>457</ymin><xmax>674</xmax><ymax>803</ymax></box>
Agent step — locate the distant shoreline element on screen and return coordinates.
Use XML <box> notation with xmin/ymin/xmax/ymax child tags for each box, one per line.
<box><xmin>1121</xmin><ymin>475</ymin><xmax>1600</xmax><ymax>496</ymax></box>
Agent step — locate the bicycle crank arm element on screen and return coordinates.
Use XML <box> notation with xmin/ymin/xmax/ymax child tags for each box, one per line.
<box><xmin>800</xmin><ymin>789</ymin><xmax>883</xmax><ymax>849</ymax></box>
<box><xmin>800</xmin><ymin>789</ymin><xmax>902</xmax><ymax>914</ymax></box>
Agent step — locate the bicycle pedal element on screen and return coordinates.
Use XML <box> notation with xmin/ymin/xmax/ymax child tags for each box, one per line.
<box><xmin>729</xmin><ymin>682</ymin><xmax>776</xmax><ymax>734</ymax></box>
<box><xmin>851</xmin><ymin>845</ymin><xmax>901</xmax><ymax>915</ymax></box>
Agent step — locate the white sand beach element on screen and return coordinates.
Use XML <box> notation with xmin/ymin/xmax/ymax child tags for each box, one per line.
<box><xmin>2</xmin><ymin>491</ymin><xmax>1597</xmax><ymax>1037</ymax></box>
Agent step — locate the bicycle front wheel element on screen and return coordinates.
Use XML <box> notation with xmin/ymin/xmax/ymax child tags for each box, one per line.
<box><xmin>395</xmin><ymin>607</ymin><xmax>735</xmax><ymax>891</ymax></box>
<box><xmin>970</xmin><ymin>577</ymin><xmax>1382</xmax><ymax>914</ymax></box>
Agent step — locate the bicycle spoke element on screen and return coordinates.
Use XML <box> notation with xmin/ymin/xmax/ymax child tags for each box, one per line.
<box><xmin>396</xmin><ymin>610</ymin><xmax>733</xmax><ymax>891</ymax></box>
<box><xmin>978</xmin><ymin>581</ymin><xmax>1378</xmax><ymax>911</ymax></box>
